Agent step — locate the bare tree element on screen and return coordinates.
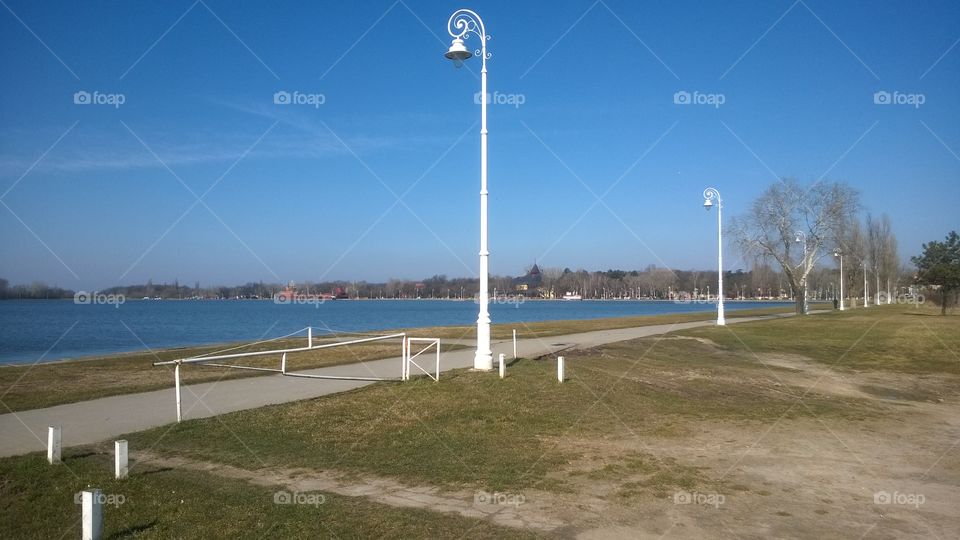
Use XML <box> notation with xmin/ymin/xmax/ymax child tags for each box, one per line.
<box><xmin>730</xmin><ymin>178</ymin><xmax>860</xmax><ymax>315</ymax></box>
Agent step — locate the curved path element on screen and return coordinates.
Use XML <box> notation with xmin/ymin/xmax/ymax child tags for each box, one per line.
<box><xmin>0</xmin><ymin>312</ymin><xmax>800</xmax><ymax>457</ymax></box>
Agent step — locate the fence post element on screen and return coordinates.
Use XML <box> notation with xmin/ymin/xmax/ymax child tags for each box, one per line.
<box><xmin>175</xmin><ymin>363</ymin><xmax>182</xmax><ymax>423</ymax></box>
<box><xmin>115</xmin><ymin>440</ymin><xmax>128</xmax><ymax>479</ymax></box>
<box><xmin>435</xmin><ymin>340</ymin><xmax>440</xmax><ymax>381</ymax></box>
<box><xmin>81</xmin><ymin>489</ymin><xmax>103</xmax><ymax>540</ymax></box>
<box><xmin>47</xmin><ymin>426</ymin><xmax>61</xmax><ymax>464</ymax></box>
<box><xmin>557</xmin><ymin>356</ymin><xmax>565</xmax><ymax>383</ymax></box>
<box><xmin>513</xmin><ymin>329</ymin><xmax>517</xmax><ymax>359</ymax></box>
<box><xmin>307</xmin><ymin>327</ymin><xmax>312</xmax><ymax>348</ymax></box>
<box><xmin>499</xmin><ymin>353</ymin><xmax>505</xmax><ymax>379</ymax></box>
<box><xmin>281</xmin><ymin>352</ymin><xmax>287</xmax><ymax>374</ymax></box>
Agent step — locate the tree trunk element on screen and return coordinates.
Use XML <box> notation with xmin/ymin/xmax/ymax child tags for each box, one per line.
<box><xmin>795</xmin><ymin>290</ymin><xmax>805</xmax><ymax>315</ymax></box>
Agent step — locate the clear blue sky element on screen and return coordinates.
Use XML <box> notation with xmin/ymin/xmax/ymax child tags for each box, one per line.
<box><xmin>1</xmin><ymin>0</ymin><xmax>958</xmax><ymax>289</ymax></box>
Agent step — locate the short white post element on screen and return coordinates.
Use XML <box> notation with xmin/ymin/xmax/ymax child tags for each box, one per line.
<box><xmin>557</xmin><ymin>356</ymin><xmax>565</xmax><ymax>383</ymax></box>
<box><xmin>307</xmin><ymin>327</ymin><xmax>312</xmax><ymax>348</ymax></box>
<box><xmin>47</xmin><ymin>426</ymin><xmax>61</xmax><ymax>464</ymax></box>
<box><xmin>499</xmin><ymin>353</ymin><xmax>505</xmax><ymax>379</ymax></box>
<box><xmin>401</xmin><ymin>337</ymin><xmax>408</xmax><ymax>381</ymax></box>
<box><xmin>174</xmin><ymin>363</ymin><xmax>182</xmax><ymax>423</ymax></box>
<box><xmin>512</xmin><ymin>329</ymin><xmax>517</xmax><ymax>359</ymax></box>
<box><xmin>281</xmin><ymin>352</ymin><xmax>287</xmax><ymax>374</ymax></box>
<box><xmin>114</xmin><ymin>440</ymin><xmax>128</xmax><ymax>479</ymax></box>
<box><xmin>81</xmin><ymin>489</ymin><xmax>103</xmax><ymax>540</ymax></box>
<box><xmin>435</xmin><ymin>341</ymin><xmax>440</xmax><ymax>381</ymax></box>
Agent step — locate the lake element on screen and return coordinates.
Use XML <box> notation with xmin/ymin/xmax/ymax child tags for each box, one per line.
<box><xmin>0</xmin><ymin>299</ymin><xmax>793</xmax><ymax>365</ymax></box>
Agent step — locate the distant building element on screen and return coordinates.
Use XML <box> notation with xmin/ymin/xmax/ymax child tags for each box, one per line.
<box><xmin>512</xmin><ymin>263</ymin><xmax>543</xmax><ymax>297</ymax></box>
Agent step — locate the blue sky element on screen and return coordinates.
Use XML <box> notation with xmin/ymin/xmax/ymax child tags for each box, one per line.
<box><xmin>1</xmin><ymin>0</ymin><xmax>958</xmax><ymax>289</ymax></box>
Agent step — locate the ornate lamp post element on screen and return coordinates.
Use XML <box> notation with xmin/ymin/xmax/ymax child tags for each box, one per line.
<box><xmin>702</xmin><ymin>188</ymin><xmax>725</xmax><ymax>326</ymax></box>
<box><xmin>445</xmin><ymin>9</ymin><xmax>492</xmax><ymax>370</ymax></box>
<box><xmin>833</xmin><ymin>248</ymin><xmax>845</xmax><ymax>311</ymax></box>
<box><xmin>795</xmin><ymin>231</ymin><xmax>809</xmax><ymax>314</ymax></box>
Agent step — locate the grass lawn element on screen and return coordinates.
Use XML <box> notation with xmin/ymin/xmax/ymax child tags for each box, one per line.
<box><xmin>679</xmin><ymin>304</ymin><xmax>960</xmax><ymax>374</ymax></box>
<box><xmin>0</xmin><ymin>305</ymin><xmax>793</xmax><ymax>412</ymax></box>
<box><xmin>123</xmin><ymin>315</ymin><xmax>879</xmax><ymax>494</ymax></box>
<box><xmin>3</xmin><ymin>305</ymin><xmax>958</xmax><ymax>537</ymax></box>
<box><xmin>0</xmin><ymin>451</ymin><xmax>539</xmax><ymax>539</ymax></box>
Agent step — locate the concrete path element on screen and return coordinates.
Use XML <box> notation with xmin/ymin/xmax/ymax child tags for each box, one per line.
<box><xmin>0</xmin><ymin>313</ymin><xmax>795</xmax><ymax>457</ymax></box>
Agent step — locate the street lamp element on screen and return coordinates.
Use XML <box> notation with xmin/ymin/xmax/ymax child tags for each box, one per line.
<box><xmin>833</xmin><ymin>248</ymin><xmax>845</xmax><ymax>311</ymax></box>
<box><xmin>703</xmin><ymin>188</ymin><xmax>725</xmax><ymax>325</ymax></box>
<box><xmin>445</xmin><ymin>9</ymin><xmax>493</xmax><ymax>371</ymax></box>
<box><xmin>794</xmin><ymin>231</ymin><xmax>809</xmax><ymax>314</ymax></box>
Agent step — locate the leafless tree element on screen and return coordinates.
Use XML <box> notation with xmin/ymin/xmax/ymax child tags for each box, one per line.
<box><xmin>729</xmin><ymin>178</ymin><xmax>860</xmax><ymax>315</ymax></box>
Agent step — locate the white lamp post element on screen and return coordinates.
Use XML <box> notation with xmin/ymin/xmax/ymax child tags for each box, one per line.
<box><xmin>702</xmin><ymin>188</ymin><xmax>725</xmax><ymax>326</ymax></box>
<box><xmin>446</xmin><ymin>9</ymin><xmax>493</xmax><ymax>370</ymax></box>
<box><xmin>795</xmin><ymin>230</ymin><xmax>809</xmax><ymax>314</ymax></box>
<box><xmin>833</xmin><ymin>248</ymin><xmax>845</xmax><ymax>311</ymax></box>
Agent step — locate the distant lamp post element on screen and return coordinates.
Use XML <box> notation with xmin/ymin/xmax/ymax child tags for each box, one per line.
<box><xmin>445</xmin><ymin>9</ymin><xmax>493</xmax><ymax>370</ymax></box>
<box><xmin>703</xmin><ymin>188</ymin><xmax>725</xmax><ymax>326</ymax></box>
<box><xmin>833</xmin><ymin>248</ymin><xmax>845</xmax><ymax>311</ymax></box>
<box><xmin>795</xmin><ymin>231</ymin><xmax>809</xmax><ymax>314</ymax></box>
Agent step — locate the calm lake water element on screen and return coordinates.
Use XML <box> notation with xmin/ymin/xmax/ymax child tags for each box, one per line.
<box><xmin>0</xmin><ymin>299</ymin><xmax>793</xmax><ymax>365</ymax></box>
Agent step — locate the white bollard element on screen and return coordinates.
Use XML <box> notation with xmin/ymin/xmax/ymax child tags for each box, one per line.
<box><xmin>114</xmin><ymin>440</ymin><xmax>128</xmax><ymax>479</ymax></box>
<box><xmin>47</xmin><ymin>426</ymin><xmax>61</xmax><ymax>464</ymax></box>
<box><xmin>499</xmin><ymin>353</ymin><xmax>505</xmax><ymax>379</ymax></box>
<box><xmin>557</xmin><ymin>356</ymin><xmax>565</xmax><ymax>383</ymax></box>
<box><xmin>81</xmin><ymin>489</ymin><xmax>103</xmax><ymax>540</ymax></box>
<box><xmin>281</xmin><ymin>352</ymin><xmax>287</xmax><ymax>374</ymax></box>
<box><xmin>307</xmin><ymin>327</ymin><xmax>312</xmax><ymax>348</ymax></box>
<box><xmin>512</xmin><ymin>329</ymin><xmax>517</xmax><ymax>359</ymax></box>
<box><xmin>174</xmin><ymin>363</ymin><xmax>182</xmax><ymax>423</ymax></box>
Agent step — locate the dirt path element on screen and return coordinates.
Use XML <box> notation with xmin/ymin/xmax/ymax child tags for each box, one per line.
<box><xmin>131</xmin><ymin>450</ymin><xmax>567</xmax><ymax>532</ymax></box>
<box><xmin>128</xmin><ymin>350</ymin><xmax>960</xmax><ymax>539</ymax></box>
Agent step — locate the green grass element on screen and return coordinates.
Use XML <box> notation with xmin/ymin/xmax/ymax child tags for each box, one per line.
<box><xmin>0</xmin><ymin>451</ymin><xmax>540</xmax><ymax>539</ymax></box>
<box><xmin>678</xmin><ymin>304</ymin><xmax>960</xmax><ymax>374</ymax></box>
<box><xmin>124</xmin><ymin>330</ymin><xmax>876</xmax><ymax>495</ymax></box>
<box><xmin>0</xmin><ymin>305</ymin><xmax>792</xmax><ymax>412</ymax></box>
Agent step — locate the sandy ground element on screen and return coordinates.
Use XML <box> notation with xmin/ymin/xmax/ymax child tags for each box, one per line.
<box><xmin>127</xmin><ymin>349</ymin><xmax>960</xmax><ymax>539</ymax></box>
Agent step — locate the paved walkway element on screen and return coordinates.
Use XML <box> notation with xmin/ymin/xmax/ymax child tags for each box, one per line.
<box><xmin>0</xmin><ymin>313</ymin><xmax>796</xmax><ymax>457</ymax></box>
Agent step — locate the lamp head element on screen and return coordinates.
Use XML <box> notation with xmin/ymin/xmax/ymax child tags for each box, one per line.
<box><xmin>445</xmin><ymin>38</ymin><xmax>472</xmax><ymax>67</ymax></box>
<box><xmin>833</xmin><ymin>248</ymin><xmax>841</xmax><ymax>258</ymax></box>
<box><xmin>703</xmin><ymin>198</ymin><xmax>713</xmax><ymax>211</ymax></box>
